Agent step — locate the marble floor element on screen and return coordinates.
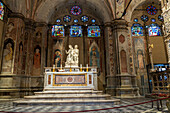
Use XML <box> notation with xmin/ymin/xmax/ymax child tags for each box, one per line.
<box><xmin>0</xmin><ymin>98</ymin><xmax>169</xmax><ymax>113</ymax></box>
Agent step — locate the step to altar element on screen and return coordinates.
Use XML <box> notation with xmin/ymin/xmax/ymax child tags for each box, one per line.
<box><xmin>13</xmin><ymin>88</ymin><xmax>120</xmax><ymax>106</ymax></box>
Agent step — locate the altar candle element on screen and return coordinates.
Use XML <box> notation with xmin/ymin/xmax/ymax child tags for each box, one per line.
<box><xmin>53</xmin><ymin>65</ymin><xmax>55</xmax><ymax>72</ymax></box>
<box><xmin>70</xmin><ymin>65</ymin><xmax>72</xmax><ymax>72</ymax></box>
<box><xmin>60</xmin><ymin>64</ymin><xmax>62</xmax><ymax>70</ymax></box>
<box><xmin>80</xmin><ymin>64</ymin><xmax>82</xmax><ymax>72</ymax></box>
<box><xmin>86</xmin><ymin>64</ymin><xmax>88</xmax><ymax>72</ymax></box>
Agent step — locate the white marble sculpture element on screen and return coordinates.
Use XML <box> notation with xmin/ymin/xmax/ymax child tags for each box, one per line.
<box><xmin>65</xmin><ymin>45</ymin><xmax>79</xmax><ymax>67</ymax></box>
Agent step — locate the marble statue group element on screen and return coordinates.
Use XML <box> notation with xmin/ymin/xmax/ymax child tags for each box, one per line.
<box><xmin>65</xmin><ymin>45</ymin><xmax>79</xmax><ymax>67</ymax></box>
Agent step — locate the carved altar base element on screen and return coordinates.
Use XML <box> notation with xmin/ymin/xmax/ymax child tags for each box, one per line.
<box><xmin>13</xmin><ymin>67</ymin><xmax>120</xmax><ymax>106</ymax></box>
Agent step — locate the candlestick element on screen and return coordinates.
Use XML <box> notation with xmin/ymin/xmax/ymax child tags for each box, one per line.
<box><xmin>53</xmin><ymin>65</ymin><xmax>55</xmax><ymax>72</ymax></box>
<box><xmin>60</xmin><ymin>64</ymin><xmax>62</xmax><ymax>70</ymax></box>
<box><xmin>80</xmin><ymin>64</ymin><xmax>82</xmax><ymax>72</ymax></box>
<box><xmin>70</xmin><ymin>65</ymin><xmax>72</xmax><ymax>72</ymax></box>
<box><xmin>86</xmin><ymin>64</ymin><xmax>88</xmax><ymax>72</ymax></box>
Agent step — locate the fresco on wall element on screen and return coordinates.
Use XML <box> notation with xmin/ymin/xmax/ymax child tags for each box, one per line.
<box><xmin>137</xmin><ymin>50</ymin><xmax>145</xmax><ymax>69</ymax></box>
<box><xmin>120</xmin><ymin>50</ymin><xmax>127</xmax><ymax>73</ymax></box>
<box><xmin>32</xmin><ymin>46</ymin><xmax>41</xmax><ymax>75</ymax></box>
<box><xmin>2</xmin><ymin>39</ymin><xmax>14</xmax><ymax>73</ymax></box>
<box><xmin>89</xmin><ymin>42</ymin><xmax>100</xmax><ymax>68</ymax></box>
<box><xmin>133</xmin><ymin>37</ymin><xmax>146</xmax><ymax>69</ymax></box>
<box><xmin>53</xmin><ymin>39</ymin><xmax>63</xmax><ymax>67</ymax></box>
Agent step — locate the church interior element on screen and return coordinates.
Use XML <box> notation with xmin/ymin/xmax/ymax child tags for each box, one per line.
<box><xmin>0</xmin><ymin>0</ymin><xmax>169</xmax><ymax>112</ymax></box>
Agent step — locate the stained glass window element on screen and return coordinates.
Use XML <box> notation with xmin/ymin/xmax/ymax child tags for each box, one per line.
<box><xmin>56</xmin><ymin>19</ymin><xmax>61</xmax><ymax>23</ymax></box>
<box><xmin>70</xmin><ymin>6</ymin><xmax>81</xmax><ymax>16</ymax></box>
<box><xmin>0</xmin><ymin>2</ymin><xmax>4</xmax><ymax>20</ymax></box>
<box><xmin>131</xmin><ymin>24</ymin><xmax>143</xmax><ymax>36</ymax></box>
<box><xmin>74</xmin><ymin>19</ymin><xmax>78</xmax><ymax>23</ymax></box>
<box><xmin>81</xmin><ymin>16</ymin><xmax>88</xmax><ymax>22</ymax></box>
<box><xmin>52</xmin><ymin>25</ymin><xmax>64</xmax><ymax>37</ymax></box>
<box><xmin>158</xmin><ymin>15</ymin><xmax>164</xmax><ymax>22</ymax></box>
<box><xmin>63</xmin><ymin>15</ymin><xmax>71</xmax><ymax>22</ymax></box>
<box><xmin>146</xmin><ymin>5</ymin><xmax>157</xmax><ymax>15</ymax></box>
<box><xmin>88</xmin><ymin>26</ymin><xmax>100</xmax><ymax>37</ymax></box>
<box><xmin>148</xmin><ymin>24</ymin><xmax>161</xmax><ymax>36</ymax></box>
<box><xmin>151</xmin><ymin>18</ymin><xmax>156</xmax><ymax>22</ymax></box>
<box><xmin>141</xmin><ymin>15</ymin><xmax>148</xmax><ymax>22</ymax></box>
<box><xmin>92</xmin><ymin>19</ymin><xmax>96</xmax><ymax>23</ymax></box>
<box><xmin>70</xmin><ymin>25</ymin><xmax>82</xmax><ymax>37</ymax></box>
<box><xmin>134</xmin><ymin>18</ymin><xmax>138</xmax><ymax>22</ymax></box>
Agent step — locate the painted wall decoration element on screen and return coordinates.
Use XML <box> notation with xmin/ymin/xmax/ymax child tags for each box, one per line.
<box><xmin>53</xmin><ymin>39</ymin><xmax>63</xmax><ymax>67</ymax></box>
<box><xmin>133</xmin><ymin>37</ymin><xmax>146</xmax><ymax>69</ymax></box>
<box><xmin>137</xmin><ymin>50</ymin><xmax>145</xmax><ymax>69</ymax></box>
<box><xmin>120</xmin><ymin>50</ymin><xmax>127</xmax><ymax>73</ymax></box>
<box><xmin>89</xmin><ymin>42</ymin><xmax>100</xmax><ymax>68</ymax></box>
<box><xmin>119</xmin><ymin>34</ymin><xmax>125</xmax><ymax>44</ymax></box>
<box><xmin>54</xmin><ymin>49</ymin><xmax>61</xmax><ymax>67</ymax></box>
<box><xmin>148</xmin><ymin>24</ymin><xmax>161</xmax><ymax>36</ymax></box>
<box><xmin>116</xmin><ymin>0</ymin><xmax>124</xmax><ymax>18</ymax></box>
<box><xmin>2</xmin><ymin>39</ymin><xmax>14</xmax><ymax>73</ymax></box>
<box><xmin>32</xmin><ymin>45</ymin><xmax>41</xmax><ymax>75</ymax></box>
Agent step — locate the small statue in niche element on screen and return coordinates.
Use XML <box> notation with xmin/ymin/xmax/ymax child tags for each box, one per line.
<box><xmin>36</xmin><ymin>31</ymin><xmax>42</xmax><ymax>39</ymax></box>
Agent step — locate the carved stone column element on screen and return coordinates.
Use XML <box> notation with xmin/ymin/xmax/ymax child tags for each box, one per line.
<box><xmin>112</xmin><ymin>19</ymin><xmax>139</xmax><ymax>98</ymax></box>
<box><xmin>162</xmin><ymin>0</ymin><xmax>170</xmax><ymax>63</ymax></box>
<box><xmin>105</xmin><ymin>22</ymin><xmax>117</xmax><ymax>96</ymax></box>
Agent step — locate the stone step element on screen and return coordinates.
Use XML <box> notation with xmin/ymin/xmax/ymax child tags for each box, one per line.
<box><xmin>44</xmin><ymin>88</ymin><xmax>94</xmax><ymax>92</ymax></box>
<box><xmin>34</xmin><ymin>91</ymin><xmax>102</xmax><ymax>96</ymax></box>
<box><xmin>13</xmin><ymin>99</ymin><xmax>120</xmax><ymax>106</ymax></box>
<box><xmin>24</xmin><ymin>95</ymin><xmax>111</xmax><ymax>100</ymax></box>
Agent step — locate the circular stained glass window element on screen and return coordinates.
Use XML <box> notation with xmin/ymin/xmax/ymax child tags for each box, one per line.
<box><xmin>158</xmin><ymin>15</ymin><xmax>164</xmax><ymax>22</ymax></box>
<box><xmin>92</xmin><ymin>19</ymin><xmax>96</xmax><ymax>23</ymax></box>
<box><xmin>74</xmin><ymin>19</ymin><xmax>78</xmax><ymax>23</ymax></box>
<box><xmin>70</xmin><ymin>6</ymin><xmax>82</xmax><ymax>16</ymax></box>
<box><xmin>151</xmin><ymin>18</ymin><xmax>156</xmax><ymax>22</ymax></box>
<box><xmin>134</xmin><ymin>18</ymin><xmax>138</xmax><ymax>22</ymax></box>
<box><xmin>56</xmin><ymin>19</ymin><xmax>61</xmax><ymax>23</ymax></box>
<box><xmin>141</xmin><ymin>15</ymin><xmax>148</xmax><ymax>22</ymax></box>
<box><xmin>81</xmin><ymin>16</ymin><xmax>88</xmax><ymax>22</ymax></box>
<box><xmin>63</xmin><ymin>15</ymin><xmax>71</xmax><ymax>22</ymax></box>
<box><xmin>147</xmin><ymin>5</ymin><xmax>157</xmax><ymax>15</ymax></box>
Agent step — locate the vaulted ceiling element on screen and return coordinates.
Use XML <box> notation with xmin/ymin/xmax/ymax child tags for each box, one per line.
<box><xmin>4</xmin><ymin>0</ymin><xmax>161</xmax><ymax>23</ymax></box>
